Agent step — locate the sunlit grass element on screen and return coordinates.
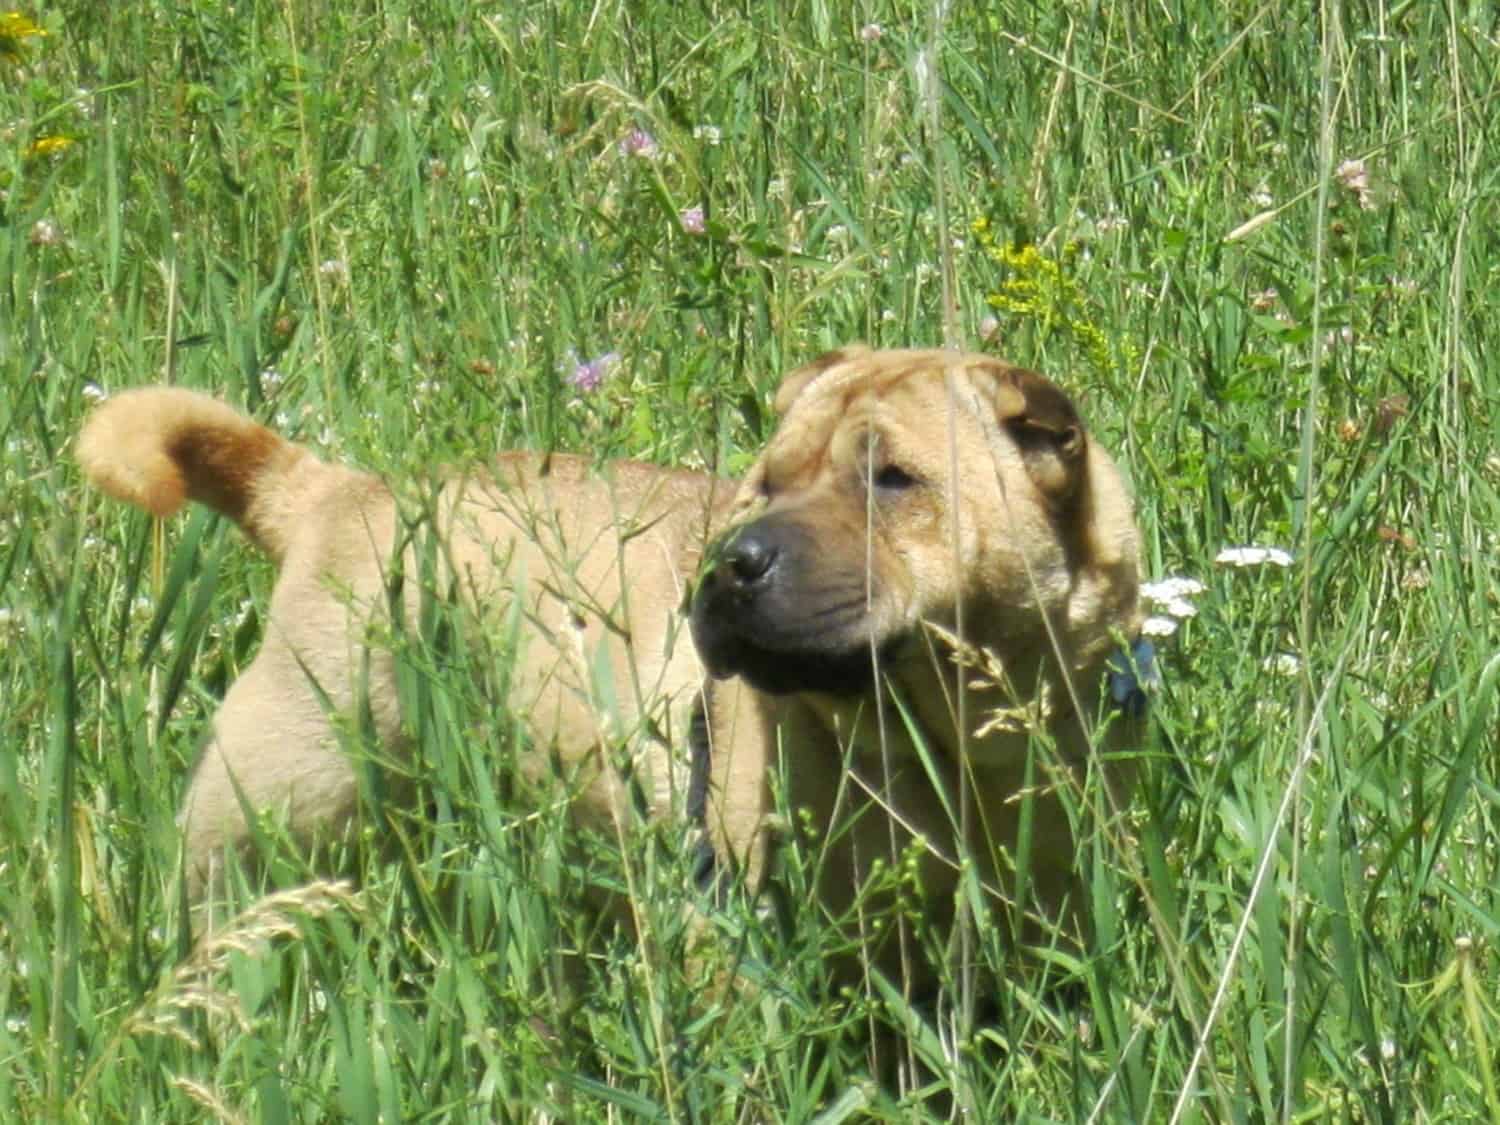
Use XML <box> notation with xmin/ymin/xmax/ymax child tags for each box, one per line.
<box><xmin>2</xmin><ymin>0</ymin><xmax>1498</xmax><ymax>1119</ymax></box>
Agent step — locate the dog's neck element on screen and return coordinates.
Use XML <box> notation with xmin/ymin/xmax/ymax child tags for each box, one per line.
<box><xmin>687</xmin><ymin>635</ymin><xmax>1154</xmax><ymax>895</ymax></box>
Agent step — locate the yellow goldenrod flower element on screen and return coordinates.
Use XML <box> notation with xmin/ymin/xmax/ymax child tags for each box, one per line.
<box><xmin>25</xmin><ymin>135</ymin><xmax>74</xmax><ymax>158</ymax></box>
<box><xmin>974</xmin><ymin>217</ymin><xmax>1134</xmax><ymax>380</ymax></box>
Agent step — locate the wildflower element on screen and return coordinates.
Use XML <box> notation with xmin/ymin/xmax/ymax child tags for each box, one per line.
<box><xmin>678</xmin><ymin>206</ymin><xmax>706</xmax><ymax>235</ymax></box>
<box><xmin>25</xmin><ymin>135</ymin><xmax>73</xmax><ymax>159</ymax></box>
<box><xmin>1376</xmin><ymin>525</ymin><xmax>1417</xmax><ymax>551</ymax></box>
<box><xmin>692</xmin><ymin>124</ymin><xmax>721</xmax><ymax>146</ymax></box>
<box><xmin>978</xmin><ymin>314</ymin><xmax>1000</xmax><ymax>342</ymax></box>
<box><xmin>860</xmin><ymin>23</ymin><xmax>883</xmax><ymax>42</ymax></box>
<box><xmin>1141</xmin><ymin>576</ymin><xmax>1206</xmax><ymax>604</ymax></box>
<box><xmin>1401</xmin><ymin>566</ymin><xmax>1429</xmax><ymax>591</ymax></box>
<box><xmin>565</xmin><ymin>350</ymin><xmax>619</xmax><ymax>392</ymax></box>
<box><xmin>1158</xmin><ymin>596</ymin><xmax>1199</xmax><ymax>620</ymax></box>
<box><xmin>972</xmin><ymin>217</ymin><xmax>1122</xmax><ymax>379</ymax></box>
<box><xmin>1141</xmin><ymin>616</ymin><xmax>1180</xmax><ymax>638</ymax></box>
<box><xmin>1335</xmin><ymin>158</ymin><xmax>1369</xmax><ymax>194</ymax></box>
<box><xmin>28</xmin><ymin>217</ymin><xmax>61</xmax><ymax>246</ymax></box>
<box><xmin>81</xmin><ymin>382</ymin><xmax>107</xmax><ymax>403</ymax></box>
<box><xmin>1139</xmin><ymin>575</ymin><xmax>1205</xmax><ymax>638</ymax></box>
<box><xmin>318</xmin><ymin>258</ymin><xmax>349</xmax><ymax>283</ymax></box>
<box><xmin>1215</xmin><ymin>546</ymin><xmax>1293</xmax><ymax>568</ymax></box>
<box><xmin>1264</xmin><ymin>652</ymin><xmax>1302</xmax><ymax>677</ymax></box>
<box><xmin>1373</xmin><ymin>394</ymin><xmax>1409</xmax><ymax>436</ymax></box>
<box><xmin>618</xmin><ymin>128</ymin><xmax>657</xmax><ymax>159</ymax></box>
<box><xmin>0</xmin><ymin>11</ymin><xmax>45</xmax><ymax>62</ymax></box>
<box><xmin>1335</xmin><ymin>157</ymin><xmax>1378</xmax><ymax>210</ymax></box>
<box><xmin>1248</xmin><ymin>287</ymin><xmax>1278</xmax><ymax>312</ymax></box>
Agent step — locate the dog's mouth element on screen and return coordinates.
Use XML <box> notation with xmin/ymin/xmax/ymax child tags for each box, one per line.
<box><xmin>689</xmin><ymin>518</ymin><xmax>908</xmax><ymax>697</ymax></box>
<box><xmin>694</xmin><ymin>619</ymin><xmax>905</xmax><ymax>697</ymax></box>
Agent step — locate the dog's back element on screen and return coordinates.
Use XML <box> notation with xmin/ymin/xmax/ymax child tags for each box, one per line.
<box><xmin>78</xmin><ymin>388</ymin><xmax>733</xmax><ymax>895</ymax></box>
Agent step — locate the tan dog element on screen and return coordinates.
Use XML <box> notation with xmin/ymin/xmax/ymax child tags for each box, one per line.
<box><xmin>78</xmin><ymin>346</ymin><xmax>1144</xmax><ymax>974</ymax></box>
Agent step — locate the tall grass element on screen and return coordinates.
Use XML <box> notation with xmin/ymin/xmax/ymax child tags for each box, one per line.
<box><xmin>2</xmin><ymin>1</ymin><xmax>1498</xmax><ymax>1119</ymax></box>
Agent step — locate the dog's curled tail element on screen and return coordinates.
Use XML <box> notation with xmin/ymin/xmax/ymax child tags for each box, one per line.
<box><xmin>77</xmin><ymin>387</ymin><xmax>325</xmax><ymax>565</ymax></box>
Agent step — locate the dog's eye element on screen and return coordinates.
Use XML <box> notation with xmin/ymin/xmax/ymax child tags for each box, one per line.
<box><xmin>873</xmin><ymin>464</ymin><xmax>918</xmax><ymax>492</ymax></box>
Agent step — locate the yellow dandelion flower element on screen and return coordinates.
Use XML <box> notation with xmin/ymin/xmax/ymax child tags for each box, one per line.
<box><xmin>1</xmin><ymin>11</ymin><xmax>47</xmax><ymax>62</ymax></box>
<box><xmin>25</xmin><ymin>135</ymin><xmax>74</xmax><ymax>158</ymax></box>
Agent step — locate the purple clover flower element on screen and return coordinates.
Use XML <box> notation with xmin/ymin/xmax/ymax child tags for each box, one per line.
<box><xmin>566</xmin><ymin>350</ymin><xmax>620</xmax><ymax>391</ymax></box>
<box><xmin>679</xmin><ymin>206</ymin><xmax>706</xmax><ymax>235</ymax></box>
<box><xmin>618</xmin><ymin>128</ymin><xmax>657</xmax><ymax>158</ymax></box>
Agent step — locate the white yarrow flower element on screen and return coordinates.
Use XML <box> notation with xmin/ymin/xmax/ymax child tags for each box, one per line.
<box><xmin>1264</xmin><ymin>653</ymin><xmax>1302</xmax><ymax>677</ymax></box>
<box><xmin>29</xmin><ymin>218</ymin><xmax>63</xmax><ymax>246</ymax></box>
<box><xmin>1141</xmin><ymin>577</ymin><xmax>1206</xmax><ymax>603</ymax></box>
<box><xmin>1216</xmin><ymin>545</ymin><xmax>1293</xmax><ymax>568</ymax></box>
<box><xmin>1141</xmin><ymin>615</ymin><xmax>1180</xmax><ymax>638</ymax></box>
<box><xmin>1138</xmin><ymin>573</ymin><xmax>1206</xmax><ymax>639</ymax></box>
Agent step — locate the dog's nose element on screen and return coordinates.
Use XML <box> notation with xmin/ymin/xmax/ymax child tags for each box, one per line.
<box><xmin>722</xmin><ymin>528</ymin><xmax>778</xmax><ymax>588</ymax></box>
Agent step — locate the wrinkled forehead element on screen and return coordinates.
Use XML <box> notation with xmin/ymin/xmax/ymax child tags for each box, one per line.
<box><xmin>766</xmin><ymin>356</ymin><xmax>995</xmax><ymax>461</ymax></box>
<box><xmin>790</xmin><ymin>349</ymin><xmax>1003</xmax><ymax>408</ymax></box>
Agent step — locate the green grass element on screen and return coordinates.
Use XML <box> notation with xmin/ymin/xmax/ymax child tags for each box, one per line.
<box><xmin>4</xmin><ymin>0</ymin><xmax>1500</xmax><ymax>1119</ymax></box>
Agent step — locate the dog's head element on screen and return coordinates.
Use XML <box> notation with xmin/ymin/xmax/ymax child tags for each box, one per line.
<box><xmin>690</xmin><ymin>345</ymin><xmax>1140</xmax><ymax>699</ymax></box>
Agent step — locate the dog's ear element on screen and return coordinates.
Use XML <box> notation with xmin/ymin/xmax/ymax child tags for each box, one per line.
<box><xmin>773</xmin><ymin>344</ymin><xmax>872</xmax><ymax>415</ymax></box>
<box><xmin>971</xmin><ymin>363</ymin><xmax>1088</xmax><ymax>504</ymax></box>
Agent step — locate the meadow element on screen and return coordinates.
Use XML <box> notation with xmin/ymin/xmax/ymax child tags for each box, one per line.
<box><xmin>3</xmin><ymin>1</ymin><xmax>1499</xmax><ymax>1119</ymax></box>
